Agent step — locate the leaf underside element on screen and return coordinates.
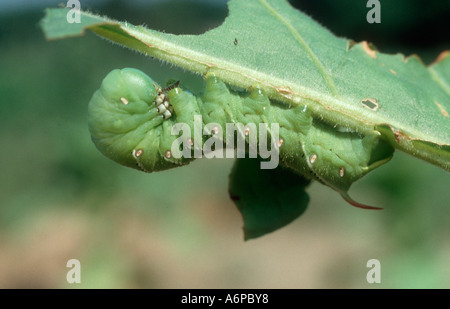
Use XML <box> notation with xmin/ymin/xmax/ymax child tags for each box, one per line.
<box><xmin>41</xmin><ymin>1</ymin><xmax>450</xmax><ymax>171</ymax></box>
<box><xmin>229</xmin><ymin>158</ymin><xmax>310</xmax><ymax>240</ymax></box>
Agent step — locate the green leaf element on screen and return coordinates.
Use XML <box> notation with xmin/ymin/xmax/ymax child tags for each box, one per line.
<box><xmin>229</xmin><ymin>158</ymin><xmax>310</xmax><ymax>240</ymax></box>
<box><xmin>40</xmin><ymin>1</ymin><xmax>450</xmax><ymax>171</ymax></box>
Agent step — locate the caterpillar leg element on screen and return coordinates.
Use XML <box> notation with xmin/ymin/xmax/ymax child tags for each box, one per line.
<box><xmin>238</xmin><ymin>86</ymin><xmax>271</xmax><ymax>124</ymax></box>
<box><xmin>201</xmin><ymin>73</ymin><xmax>236</xmax><ymax>126</ymax></box>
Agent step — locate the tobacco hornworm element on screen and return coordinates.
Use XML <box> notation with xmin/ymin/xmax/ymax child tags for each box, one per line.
<box><xmin>88</xmin><ymin>68</ymin><xmax>394</xmax><ymax>209</ymax></box>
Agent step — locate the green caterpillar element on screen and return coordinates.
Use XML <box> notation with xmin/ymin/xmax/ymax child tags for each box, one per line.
<box><xmin>88</xmin><ymin>68</ymin><xmax>394</xmax><ymax>209</ymax></box>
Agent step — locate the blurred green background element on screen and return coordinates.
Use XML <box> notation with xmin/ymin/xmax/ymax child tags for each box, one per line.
<box><xmin>0</xmin><ymin>0</ymin><xmax>449</xmax><ymax>288</ymax></box>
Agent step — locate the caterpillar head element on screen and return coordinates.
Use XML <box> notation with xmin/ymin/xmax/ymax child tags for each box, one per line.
<box><xmin>88</xmin><ymin>68</ymin><xmax>195</xmax><ymax>173</ymax></box>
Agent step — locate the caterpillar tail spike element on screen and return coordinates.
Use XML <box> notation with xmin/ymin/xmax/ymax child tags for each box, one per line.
<box><xmin>340</xmin><ymin>192</ymin><xmax>383</xmax><ymax>210</ymax></box>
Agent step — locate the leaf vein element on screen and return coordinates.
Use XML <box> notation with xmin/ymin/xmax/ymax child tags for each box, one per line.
<box><xmin>259</xmin><ymin>0</ymin><xmax>339</xmax><ymax>97</ymax></box>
